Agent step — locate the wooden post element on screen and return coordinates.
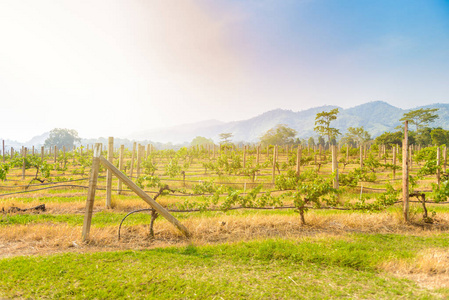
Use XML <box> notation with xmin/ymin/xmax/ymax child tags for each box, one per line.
<box><xmin>11</xmin><ymin>147</ymin><xmax>14</xmax><ymax>159</ymax></box>
<box><xmin>129</xmin><ymin>142</ymin><xmax>136</xmax><ymax>178</ymax></box>
<box><xmin>41</xmin><ymin>146</ymin><xmax>44</xmax><ymax>162</ymax></box>
<box><xmin>22</xmin><ymin>148</ymin><xmax>27</xmax><ymax>180</ymax></box>
<box><xmin>117</xmin><ymin>145</ymin><xmax>124</xmax><ymax>194</ymax></box>
<box><xmin>296</xmin><ymin>145</ymin><xmax>301</xmax><ymax>176</ymax></box>
<box><xmin>256</xmin><ymin>145</ymin><xmax>260</xmax><ymax>165</ymax></box>
<box><xmin>82</xmin><ymin>143</ymin><xmax>102</xmax><ymax>242</ymax></box>
<box><xmin>272</xmin><ymin>146</ymin><xmax>277</xmax><ymax>183</ymax></box>
<box><xmin>106</xmin><ymin>137</ymin><xmax>114</xmax><ymax>208</ymax></box>
<box><xmin>99</xmin><ymin>156</ymin><xmax>190</xmax><ymax>237</ymax></box>
<box><xmin>63</xmin><ymin>146</ymin><xmax>66</xmax><ymax>169</ymax></box>
<box><xmin>444</xmin><ymin>146</ymin><xmax>447</xmax><ymax>173</ymax></box>
<box><xmin>243</xmin><ymin>145</ymin><xmax>246</xmax><ymax>168</ymax></box>
<box><xmin>136</xmin><ymin>144</ymin><xmax>142</xmax><ymax>178</ymax></box>
<box><xmin>437</xmin><ymin>146</ymin><xmax>441</xmax><ymax>186</ymax></box>
<box><xmin>409</xmin><ymin>146</ymin><xmax>413</xmax><ymax>170</ymax></box>
<box><xmin>360</xmin><ymin>144</ymin><xmax>363</xmax><ymax>168</ymax></box>
<box><xmin>332</xmin><ymin>145</ymin><xmax>339</xmax><ymax>189</ymax></box>
<box><xmin>346</xmin><ymin>144</ymin><xmax>349</xmax><ymax>161</ymax></box>
<box><xmin>402</xmin><ymin>121</ymin><xmax>409</xmax><ymax>223</ymax></box>
<box><xmin>2</xmin><ymin>140</ymin><xmax>4</xmax><ymax>162</ymax></box>
<box><xmin>392</xmin><ymin>146</ymin><xmax>396</xmax><ymax>179</ymax></box>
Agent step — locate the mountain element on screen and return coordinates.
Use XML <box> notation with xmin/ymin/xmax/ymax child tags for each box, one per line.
<box><xmin>130</xmin><ymin>101</ymin><xmax>449</xmax><ymax>143</ymax></box>
<box><xmin>3</xmin><ymin>101</ymin><xmax>449</xmax><ymax>148</ymax></box>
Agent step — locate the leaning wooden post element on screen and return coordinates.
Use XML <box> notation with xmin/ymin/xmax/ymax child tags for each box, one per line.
<box><xmin>296</xmin><ymin>145</ymin><xmax>302</xmax><ymax>176</ymax></box>
<box><xmin>117</xmin><ymin>145</ymin><xmax>124</xmax><ymax>195</ymax></box>
<box><xmin>437</xmin><ymin>146</ymin><xmax>441</xmax><ymax>186</ymax></box>
<box><xmin>332</xmin><ymin>145</ymin><xmax>339</xmax><ymax>189</ymax></box>
<box><xmin>106</xmin><ymin>137</ymin><xmax>114</xmax><ymax>209</ymax></box>
<box><xmin>99</xmin><ymin>156</ymin><xmax>190</xmax><ymax>237</ymax></box>
<box><xmin>82</xmin><ymin>143</ymin><xmax>102</xmax><ymax>242</ymax></box>
<box><xmin>402</xmin><ymin>121</ymin><xmax>409</xmax><ymax>223</ymax></box>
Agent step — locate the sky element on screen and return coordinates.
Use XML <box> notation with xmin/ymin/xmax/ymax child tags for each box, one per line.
<box><xmin>1</xmin><ymin>0</ymin><xmax>449</xmax><ymax>142</ymax></box>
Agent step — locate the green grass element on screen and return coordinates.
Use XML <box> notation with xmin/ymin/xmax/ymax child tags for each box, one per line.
<box><xmin>1</xmin><ymin>236</ymin><xmax>447</xmax><ymax>299</ymax></box>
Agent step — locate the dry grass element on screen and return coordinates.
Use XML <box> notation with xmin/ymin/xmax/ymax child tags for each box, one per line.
<box><xmin>2</xmin><ymin>210</ymin><xmax>449</xmax><ymax>259</ymax></box>
<box><xmin>381</xmin><ymin>248</ymin><xmax>449</xmax><ymax>289</ymax></box>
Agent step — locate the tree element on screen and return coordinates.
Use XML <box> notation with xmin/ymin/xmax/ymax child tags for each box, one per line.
<box><xmin>400</xmin><ymin>108</ymin><xmax>439</xmax><ymax>132</ymax></box>
<box><xmin>431</xmin><ymin>128</ymin><xmax>449</xmax><ymax>146</ymax></box>
<box><xmin>219</xmin><ymin>133</ymin><xmax>233</xmax><ymax>145</ymax></box>
<box><xmin>343</xmin><ymin>127</ymin><xmax>371</xmax><ymax>146</ymax></box>
<box><xmin>259</xmin><ymin>124</ymin><xmax>297</xmax><ymax>146</ymax></box>
<box><xmin>191</xmin><ymin>136</ymin><xmax>214</xmax><ymax>147</ymax></box>
<box><xmin>314</xmin><ymin>108</ymin><xmax>341</xmax><ymax>145</ymax></box>
<box><xmin>308</xmin><ymin>137</ymin><xmax>315</xmax><ymax>147</ymax></box>
<box><xmin>44</xmin><ymin>128</ymin><xmax>80</xmax><ymax>149</ymax></box>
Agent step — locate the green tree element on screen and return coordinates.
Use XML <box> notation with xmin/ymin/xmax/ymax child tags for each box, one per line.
<box><xmin>191</xmin><ymin>136</ymin><xmax>214</xmax><ymax>147</ymax></box>
<box><xmin>44</xmin><ymin>128</ymin><xmax>80</xmax><ymax>149</ymax></box>
<box><xmin>343</xmin><ymin>127</ymin><xmax>371</xmax><ymax>146</ymax></box>
<box><xmin>314</xmin><ymin>108</ymin><xmax>341</xmax><ymax>145</ymax></box>
<box><xmin>430</xmin><ymin>128</ymin><xmax>449</xmax><ymax>146</ymax></box>
<box><xmin>399</xmin><ymin>108</ymin><xmax>439</xmax><ymax>132</ymax></box>
<box><xmin>259</xmin><ymin>124</ymin><xmax>297</xmax><ymax>146</ymax></box>
<box><xmin>219</xmin><ymin>133</ymin><xmax>233</xmax><ymax>145</ymax></box>
<box><xmin>308</xmin><ymin>137</ymin><xmax>315</xmax><ymax>147</ymax></box>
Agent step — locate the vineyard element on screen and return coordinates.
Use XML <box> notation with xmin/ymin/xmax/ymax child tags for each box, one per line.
<box><xmin>2</xmin><ymin>140</ymin><xmax>449</xmax><ymax>298</ymax></box>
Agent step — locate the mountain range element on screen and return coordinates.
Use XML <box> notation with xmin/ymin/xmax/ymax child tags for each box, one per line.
<box><xmin>2</xmin><ymin>101</ymin><xmax>449</xmax><ymax>148</ymax></box>
<box><xmin>129</xmin><ymin>101</ymin><xmax>449</xmax><ymax>144</ymax></box>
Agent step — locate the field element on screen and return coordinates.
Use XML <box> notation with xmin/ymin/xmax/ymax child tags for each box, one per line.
<box><xmin>1</xmin><ymin>143</ymin><xmax>449</xmax><ymax>299</ymax></box>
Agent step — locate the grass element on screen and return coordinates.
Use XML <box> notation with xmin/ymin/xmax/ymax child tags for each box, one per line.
<box><xmin>1</xmin><ymin>236</ymin><xmax>447</xmax><ymax>299</ymax></box>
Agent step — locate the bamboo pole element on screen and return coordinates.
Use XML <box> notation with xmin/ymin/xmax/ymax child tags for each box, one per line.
<box><xmin>82</xmin><ymin>143</ymin><xmax>102</xmax><ymax>242</ymax></box>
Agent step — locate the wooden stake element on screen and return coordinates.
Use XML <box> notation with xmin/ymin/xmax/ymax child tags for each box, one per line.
<box><xmin>22</xmin><ymin>148</ymin><xmax>27</xmax><ymax>180</ymax></box>
<box><xmin>392</xmin><ymin>146</ymin><xmax>396</xmax><ymax>179</ymax></box>
<box><xmin>106</xmin><ymin>137</ymin><xmax>114</xmax><ymax>208</ymax></box>
<box><xmin>402</xmin><ymin>121</ymin><xmax>409</xmax><ymax>223</ymax></box>
<box><xmin>296</xmin><ymin>145</ymin><xmax>301</xmax><ymax>176</ymax></box>
<box><xmin>117</xmin><ymin>145</ymin><xmax>124</xmax><ymax>195</ymax></box>
<box><xmin>272</xmin><ymin>146</ymin><xmax>277</xmax><ymax>183</ymax></box>
<box><xmin>332</xmin><ymin>145</ymin><xmax>339</xmax><ymax>189</ymax></box>
<box><xmin>129</xmin><ymin>142</ymin><xmax>136</xmax><ymax>178</ymax></box>
<box><xmin>82</xmin><ymin>143</ymin><xmax>101</xmax><ymax>242</ymax></box>
<box><xmin>437</xmin><ymin>146</ymin><xmax>441</xmax><ymax>186</ymax></box>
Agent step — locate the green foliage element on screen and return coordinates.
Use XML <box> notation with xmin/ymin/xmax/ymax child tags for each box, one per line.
<box><xmin>165</xmin><ymin>158</ymin><xmax>181</xmax><ymax>178</ymax></box>
<box><xmin>0</xmin><ymin>162</ymin><xmax>10</xmax><ymax>181</ymax></box>
<box><xmin>314</xmin><ymin>108</ymin><xmax>341</xmax><ymax>144</ymax></box>
<box><xmin>259</xmin><ymin>124</ymin><xmax>297</xmax><ymax>146</ymax></box>
<box><xmin>432</xmin><ymin>180</ymin><xmax>449</xmax><ymax>203</ymax></box>
<box><xmin>343</xmin><ymin>126</ymin><xmax>371</xmax><ymax>145</ymax></box>
<box><xmin>350</xmin><ymin>184</ymin><xmax>399</xmax><ymax>211</ymax></box>
<box><xmin>431</xmin><ymin>128</ymin><xmax>449</xmax><ymax>146</ymax></box>
<box><xmin>191</xmin><ymin>136</ymin><xmax>214</xmax><ymax>146</ymax></box>
<box><xmin>44</xmin><ymin>128</ymin><xmax>80</xmax><ymax>149</ymax></box>
<box><xmin>374</xmin><ymin>131</ymin><xmax>403</xmax><ymax>147</ymax></box>
<box><xmin>400</xmin><ymin>108</ymin><xmax>439</xmax><ymax>131</ymax></box>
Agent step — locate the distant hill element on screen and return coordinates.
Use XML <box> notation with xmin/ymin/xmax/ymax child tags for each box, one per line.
<box><xmin>3</xmin><ymin>101</ymin><xmax>449</xmax><ymax>148</ymax></box>
<box><xmin>130</xmin><ymin>101</ymin><xmax>449</xmax><ymax>143</ymax></box>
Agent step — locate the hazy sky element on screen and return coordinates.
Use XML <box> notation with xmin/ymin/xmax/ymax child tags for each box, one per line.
<box><xmin>1</xmin><ymin>0</ymin><xmax>449</xmax><ymax>141</ymax></box>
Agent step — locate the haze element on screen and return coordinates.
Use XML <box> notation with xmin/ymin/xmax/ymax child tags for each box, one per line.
<box><xmin>1</xmin><ymin>0</ymin><xmax>449</xmax><ymax>142</ymax></box>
